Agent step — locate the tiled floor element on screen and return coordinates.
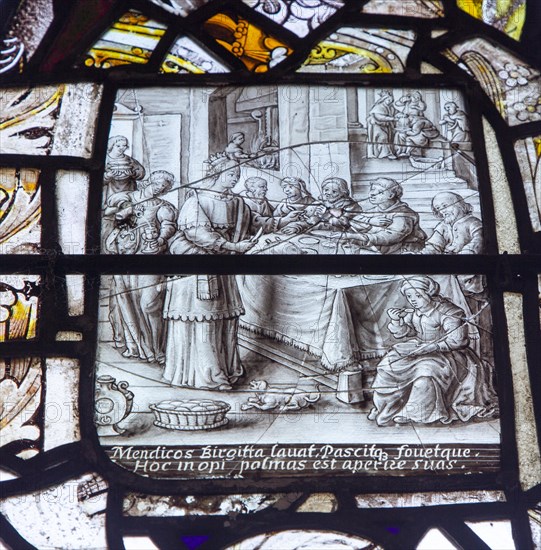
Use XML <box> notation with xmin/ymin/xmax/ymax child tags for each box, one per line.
<box><xmin>96</xmin><ymin>340</ymin><xmax>500</xmax><ymax>447</ymax></box>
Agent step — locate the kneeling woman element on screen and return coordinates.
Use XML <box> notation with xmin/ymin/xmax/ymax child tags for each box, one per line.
<box><xmin>369</xmin><ymin>276</ymin><xmax>496</xmax><ymax>426</ymax></box>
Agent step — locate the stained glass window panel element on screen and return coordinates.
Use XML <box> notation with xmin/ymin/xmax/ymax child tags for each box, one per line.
<box><xmin>361</xmin><ymin>0</ymin><xmax>445</xmax><ymax>18</ymax></box>
<box><xmin>242</xmin><ymin>0</ymin><xmax>346</xmax><ymax>37</ymax></box>
<box><xmin>457</xmin><ymin>0</ymin><xmax>527</xmax><ymax>40</ymax></box>
<box><xmin>161</xmin><ymin>36</ymin><xmax>230</xmax><ymax>74</ymax></box>
<box><xmin>444</xmin><ymin>39</ymin><xmax>541</xmax><ymax>125</ymax></box>
<box><xmin>97</xmin><ymin>273</ymin><xmax>499</xmax><ymax>481</ymax></box>
<box><xmin>203</xmin><ymin>12</ymin><xmax>292</xmax><ymax>72</ymax></box>
<box><xmin>0</xmin><ymin>84</ymin><xmax>103</xmax><ymax>157</ymax></box>
<box><xmin>0</xmin><ymin>1</ymin><xmax>540</xmax><ymax>548</ymax></box>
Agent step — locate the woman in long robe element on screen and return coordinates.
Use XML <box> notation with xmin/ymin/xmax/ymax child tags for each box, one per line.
<box><xmin>366</xmin><ymin>91</ymin><xmax>396</xmax><ymax>159</ymax></box>
<box><xmin>369</xmin><ymin>276</ymin><xmax>497</xmax><ymax>426</ymax></box>
<box><xmin>105</xmin><ymin>171</ymin><xmax>178</xmax><ymax>365</ymax></box>
<box><xmin>162</xmin><ymin>156</ymin><xmax>255</xmax><ymax>390</ymax></box>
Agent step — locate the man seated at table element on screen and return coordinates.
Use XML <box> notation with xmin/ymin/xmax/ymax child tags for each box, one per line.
<box><xmin>349</xmin><ymin>177</ymin><xmax>426</xmax><ymax>254</ymax></box>
<box><xmin>280</xmin><ymin>177</ymin><xmax>392</xmax><ymax>236</ymax></box>
<box><xmin>242</xmin><ymin>176</ymin><xmax>302</xmax><ymax>234</ymax></box>
<box><xmin>241</xmin><ymin>176</ymin><xmax>274</xmax><ymax>217</ymax></box>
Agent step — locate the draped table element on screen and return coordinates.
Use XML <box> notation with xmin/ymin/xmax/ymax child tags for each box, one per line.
<box><xmin>248</xmin><ymin>232</ymin><xmax>378</xmax><ymax>255</ymax></box>
<box><xmin>237</xmin><ymin>275</ymin><xmax>478</xmax><ymax>372</ymax></box>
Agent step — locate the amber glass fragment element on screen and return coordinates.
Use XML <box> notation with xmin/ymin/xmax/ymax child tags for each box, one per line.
<box><xmin>204</xmin><ymin>13</ymin><xmax>292</xmax><ymax>72</ymax></box>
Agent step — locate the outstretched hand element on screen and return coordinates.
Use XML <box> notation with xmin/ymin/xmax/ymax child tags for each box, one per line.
<box><xmin>282</xmin><ymin>210</ymin><xmax>303</xmax><ymax>224</ymax></box>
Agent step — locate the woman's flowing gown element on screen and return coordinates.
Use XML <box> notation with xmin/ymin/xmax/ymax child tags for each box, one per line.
<box><xmin>371</xmin><ymin>298</ymin><xmax>497</xmax><ymax>425</ymax></box>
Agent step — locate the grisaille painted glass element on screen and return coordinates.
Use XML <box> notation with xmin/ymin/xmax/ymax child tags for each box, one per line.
<box><xmin>0</xmin><ymin>84</ymin><xmax>103</xmax><ymax>156</ymax></box>
<box><xmin>0</xmin><ymin>0</ymin><xmax>540</xmax><ymax>548</ymax></box>
<box><xmin>0</xmin><ymin>0</ymin><xmax>54</xmax><ymax>74</ymax></box>
<box><xmin>0</xmin><ymin>168</ymin><xmax>40</xmax><ymax>254</ymax></box>
<box><xmin>361</xmin><ymin>0</ymin><xmax>445</xmax><ymax>18</ymax></box>
<box><xmin>147</xmin><ymin>0</ymin><xmax>211</xmax><ymax>17</ymax></box>
<box><xmin>0</xmin><ymin>357</ymin><xmax>42</xmax><ymax>458</ymax></box>
<box><xmin>97</xmin><ymin>273</ymin><xmax>499</xmax><ymax>480</ymax></box>
<box><xmin>101</xmin><ymin>86</ymin><xmax>484</xmax><ymax>256</ymax></box>
<box><xmin>242</xmin><ymin>0</ymin><xmax>346</xmax><ymax>37</ymax></box>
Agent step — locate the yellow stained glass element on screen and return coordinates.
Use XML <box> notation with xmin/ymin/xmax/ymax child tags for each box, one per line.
<box><xmin>0</xmin><ymin>276</ymin><xmax>40</xmax><ymax>342</ymax></box>
<box><xmin>457</xmin><ymin>0</ymin><xmax>526</xmax><ymax>40</ymax></box>
<box><xmin>204</xmin><ymin>13</ymin><xmax>292</xmax><ymax>73</ymax></box>
<box><xmin>0</xmin><ymin>168</ymin><xmax>40</xmax><ymax>254</ymax></box>
<box><xmin>299</xmin><ymin>29</ymin><xmax>416</xmax><ymax>74</ymax></box>
<box><xmin>84</xmin><ymin>10</ymin><xmax>166</xmax><ymax>69</ymax></box>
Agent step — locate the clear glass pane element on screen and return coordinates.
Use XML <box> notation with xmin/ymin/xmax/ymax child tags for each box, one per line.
<box><xmin>465</xmin><ymin>520</ymin><xmax>516</xmax><ymax>550</ymax></box>
<box><xmin>0</xmin><ymin>473</ymin><xmax>108</xmax><ymax>550</ymax></box>
<box><xmin>503</xmin><ymin>292</ymin><xmax>541</xmax><ymax>490</ymax></box>
<box><xmin>483</xmin><ymin>118</ymin><xmax>520</xmax><ymax>253</ymax></box>
<box><xmin>66</xmin><ymin>274</ymin><xmax>85</xmax><ymax>316</ymax></box>
<box><xmin>225</xmin><ymin>530</ymin><xmax>382</xmax><ymax>549</ymax></box>
<box><xmin>417</xmin><ymin>528</ymin><xmax>458</xmax><ymax>549</ymax></box>
<box><xmin>514</xmin><ymin>135</ymin><xmax>541</xmax><ymax>232</ymax></box>
<box><xmin>43</xmin><ymin>358</ymin><xmax>81</xmax><ymax>451</ymax></box>
<box><xmin>56</xmin><ymin>170</ymin><xmax>89</xmax><ymax>254</ymax></box>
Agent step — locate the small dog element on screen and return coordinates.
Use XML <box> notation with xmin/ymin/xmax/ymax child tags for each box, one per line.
<box><xmin>241</xmin><ymin>379</ymin><xmax>320</xmax><ymax>411</ymax></box>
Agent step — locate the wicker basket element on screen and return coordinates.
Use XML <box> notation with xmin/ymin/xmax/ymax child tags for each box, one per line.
<box><xmin>150</xmin><ymin>399</ymin><xmax>230</xmax><ymax>431</ymax></box>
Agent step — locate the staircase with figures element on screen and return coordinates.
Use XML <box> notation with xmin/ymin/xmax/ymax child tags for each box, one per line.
<box><xmin>349</xmin><ymin>138</ymin><xmax>481</xmax><ymax>236</ymax></box>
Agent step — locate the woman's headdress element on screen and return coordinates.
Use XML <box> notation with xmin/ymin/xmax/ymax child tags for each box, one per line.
<box><xmin>400</xmin><ymin>276</ymin><xmax>440</xmax><ymax>297</ymax></box>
